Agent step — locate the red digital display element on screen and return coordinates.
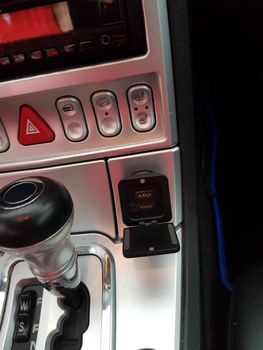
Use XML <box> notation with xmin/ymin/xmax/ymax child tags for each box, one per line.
<box><xmin>0</xmin><ymin>2</ymin><xmax>72</xmax><ymax>44</ymax></box>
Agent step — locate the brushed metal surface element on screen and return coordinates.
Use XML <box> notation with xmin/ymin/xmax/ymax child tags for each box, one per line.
<box><xmin>37</xmin><ymin>255</ymin><xmax>103</xmax><ymax>350</ymax></box>
<box><xmin>0</xmin><ymin>120</ymin><xmax>9</xmax><ymax>153</ymax></box>
<box><xmin>108</xmin><ymin>147</ymin><xmax>182</xmax><ymax>239</ymax></box>
<box><xmin>0</xmin><ymin>231</ymin><xmax>182</xmax><ymax>350</ymax></box>
<box><xmin>0</xmin><ymin>161</ymin><xmax>116</xmax><ymax>238</ymax></box>
<box><xmin>0</xmin><ymin>0</ymin><xmax>177</xmax><ymax>172</ymax></box>
<box><xmin>0</xmin><ymin>254</ymin><xmax>104</xmax><ymax>350</ymax></box>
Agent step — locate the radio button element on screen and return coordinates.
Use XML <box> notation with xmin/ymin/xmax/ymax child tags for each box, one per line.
<box><xmin>0</xmin><ymin>57</ymin><xmax>10</xmax><ymax>65</ymax></box>
<box><xmin>63</xmin><ymin>44</ymin><xmax>77</xmax><ymax>54</ymax></box>
<box><xmin>127</xmin><ymin>85</ymin><xmax>156</xmax><ymax>132</ymax></box>
<box><xmin>91</xmin><ymin>91</ymin><xmax>121</xmax><ymax>137</ymax></box>
<box><xmin>12</xmin><ymin>54</ymin><xmax>26</xmax><ymax>64</ymax></box>
<box><xmin>30</xmin><ymin>51</ymin><xmax>43</xmax><ymax>60</ymax></box>
<box><xmin>0</xmin><ymin>120</ymin><xmax>10</xmax><ymax>153</ymax></box>
<box><xmin>80</xmin><ymin>41</ymin><xmax>93</xmax><ymax>51</ymax></box>
<box><xmin>45</xmin><ymin>48</ymin><xmax>59</xmax><ymax>57</ymax></box>
<box><xmin>56</xmin><ymin>97</ymin><xmax>88</xmax><ymax>142</ymax></box>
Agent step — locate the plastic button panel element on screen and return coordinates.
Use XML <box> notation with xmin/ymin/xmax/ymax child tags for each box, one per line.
<box><xmin>127</xmin><ymin>85</ymin><xmax>156</xmax><ymax>132</ymax></box>
<box><xmin>56</xmin><ymin>96</ymin><xmax>88</xmax><ymax>142</ymax></box>
<box><xmin>91</xmin><ymin>91</ymin><xmax>121</xmax><ymax>137</ymax></box>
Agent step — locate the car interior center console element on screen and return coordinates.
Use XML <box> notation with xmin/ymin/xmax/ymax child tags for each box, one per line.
<box><xmin>0</xmin><ymin>1</ymin><xmax>187</xmax><ymax>349</ymax></box>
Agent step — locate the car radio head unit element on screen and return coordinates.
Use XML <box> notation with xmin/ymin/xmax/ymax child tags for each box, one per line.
<box><xmin>0</xmin><ymin>0</ymin><xmax>147</xmax><ymax>80</ymax></box>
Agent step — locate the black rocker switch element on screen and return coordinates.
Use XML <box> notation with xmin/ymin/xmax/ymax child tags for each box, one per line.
<box><xmin>14</xmin><ymin>315</ymin><xmax>31</xmax><ymax>343</ymax></box>
<box><xmin>18</xmin><ymin>291</ymin><xmax>36</xmax><ymax>315</ymax></box>
<box><xmin>119</xmin><ymin>172</ymin><xmax>180</xmax><ymax>258</ymax></box>
<box><xmin>14</xmin><ymin>291</ymin><xmax>36</xmax><ymax>343</ymax></box>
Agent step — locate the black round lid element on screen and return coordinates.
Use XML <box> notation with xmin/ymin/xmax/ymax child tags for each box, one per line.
<box><xmin>0</xmin><ymin>177</ymin><xmax>73</xmax><ymax>249</ymax></box>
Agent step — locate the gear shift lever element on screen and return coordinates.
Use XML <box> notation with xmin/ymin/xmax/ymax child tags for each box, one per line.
<box><xmin>0</xmin><ymin>177</ymin><xmax>80</xmax><ymax>298</ymax></box>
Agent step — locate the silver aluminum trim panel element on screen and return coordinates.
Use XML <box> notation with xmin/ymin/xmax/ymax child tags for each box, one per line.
<box><xmin>0</xmin><ymin>254</ymin><xmax>105</xmax><ymax>350</ymax></box>
<box><xmin>0</xmin><ymin>160</ymin><xmax>116</xmax><ymax>238</ymax></box>
<box><xmin>36</xmin><ymin>255</ymin><xmax>103</xmax><ymax>350</ymax></box>
<box><xmin>0</xmin><ymin>0</ymin><xmax>177</xmax><ymax>171</ymax></box>
<box><xmin>36</xmin><ymin>288</ymin><xmax>65</xmax><ymax>350</ymax></box>
<box><xmin>0</xmin><ymin>231</ymin><xmax>182</xmax><ymax>350</ymax></box>
<box><xmin>115</xmin><ymin>228</ymin><xmax>182</xmax><ymax>350</ymax></box>
<box><xmin>0</xmin><ymin>120</ymin><xmax>9</xmax><ymax>153</ymax></box>
<box><xmin>0</xmin><ymin>254</ymin><xmax>19</xmax><ymax>326</ymax></box>
<box><xmin>108</xmin><ymin>147</ymin><xmax>182</xmax><ymax>239</ymax></box>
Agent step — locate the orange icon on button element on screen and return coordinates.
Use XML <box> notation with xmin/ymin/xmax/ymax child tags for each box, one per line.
<box><xmin>18</xmin><ymin>105</ymin><xmax>55</xmax><ymax>145</ymax></box>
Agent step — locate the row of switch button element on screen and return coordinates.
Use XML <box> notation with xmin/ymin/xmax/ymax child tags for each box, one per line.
<box><xmin>0</xmin><ymin>85</ymin><xmax>156</xmax><ymax>151</ymax></box>
<box><xmin>0</xmin><ymin>35</ymin><xmax>111</xmax><ymax>66</ymax></box>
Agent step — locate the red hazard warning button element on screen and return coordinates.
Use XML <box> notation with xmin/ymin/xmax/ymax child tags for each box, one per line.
<box><xmin>18</xmin><ymin>105</ymin><xmax>55</xmax><ymax>145</ymax></box>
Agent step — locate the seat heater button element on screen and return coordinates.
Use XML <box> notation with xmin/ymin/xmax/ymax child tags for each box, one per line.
<box><xmin>127</xmin><ymin>85</ymin><xmax>156</xmax><ymax>132</ymax></box>
<box><xmin>91</xmin><ymin>91</ymin><xmax>121</xmax><ymax>137</ymax></box>
<box><xmin>45</xmin><ymin>48</ymin><xmax>59</xmax><ymax>57</ymax></box>
<box><xmin>14</xmin><ymin>315</ymin><xmax>31</xmax><ymax>343</ymax></box>
<box><xmin>30</xmin><ymin>50</ymin><xmax>43</xmax><ymax>60</ymax></box>
<box><xmin>56</xmin><ymin>97</ymin><xmax>88</xmax><ymax>142</ymax></box>
<box><xmin>129</xmin><ymin>87</ymin><xmax>149</xmax><ymax>105</ymax></box>
<box><xmin>135</xmin><ymin>112</ymin><xmax>153</xmax><ymax>130</ymax></box>
<box><xmin>0</xmin><ymin>120</ymin><xmax>10</xmax><ymax>153</ymax></box>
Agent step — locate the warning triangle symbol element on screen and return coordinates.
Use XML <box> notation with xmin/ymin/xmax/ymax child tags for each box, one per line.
<box><xmin>18</xmin><ymin>105</ymin><xmax>55</xmax><ymax>145</ymax></box>
<box><xmin>26</xmin><ymin>120</ymin><xmax>40</xmax><ymax>135</ymax></box>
